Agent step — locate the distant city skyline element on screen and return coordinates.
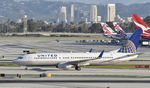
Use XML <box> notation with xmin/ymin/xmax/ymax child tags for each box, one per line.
<box><xmin>1</xmin><ymin>0</ymin><xmax>150</xmax><ymax>23</ymax></box>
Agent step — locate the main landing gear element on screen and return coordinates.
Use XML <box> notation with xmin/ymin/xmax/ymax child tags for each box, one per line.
<box><xmin>75</xmin><ymin>65</ymin><xmax>81</xmax><ymax>71</ymax></box>
<box><xmin>25</xmin><ymin>67</ymin><xmax>28</xmax><ymax>70</ymax></box>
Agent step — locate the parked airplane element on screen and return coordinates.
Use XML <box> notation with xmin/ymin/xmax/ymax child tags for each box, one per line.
<box><xmin>113</xmin><ymin>22</ymin><xmax>127</xmax><ymax>38</ymax></box>
<box><xmin>101</xmin><ymin>22</ymin><xmax>132</xmax><ymax>40</ymax></box>
<box><xmin>131</xmin><ymin>14</ymin><xmax>150</xmax><ymax>40</ymax></box>
<box><xmin>101</xmin><ymin>22</ymin><xmax>124</xmax><ymax>39</ymax></box>
<box><xmin>13</xmin><ymin>29</ymin><xmax>142</xmax><ymax>71</ymax></box>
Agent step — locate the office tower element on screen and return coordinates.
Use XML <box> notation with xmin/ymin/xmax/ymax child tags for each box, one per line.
<box><xmin>90</xmin><ymin>5</ymin><xmax>97</xmax><ymax>23</ymax></box>
<box><xmin>70</xmin><ymin>4</ymin><xmax>74</xmax><ymax>23</ymax></box>
<box><xmin>97</xmin><ymin>16</ymin><xmax>101</xmax><ymax>23</ymax></box>
<box><xmin>107</xmin><ymin>4</ymin><xmax>116</xmax><ymax>22</ymax></box>
<box><xmin>74</xmin><ymin>9</ymin><xmax>80</xmax><ymax>23</ymax></box>
<box><xmin>60</xmin><ymin>6</ymin><xmax>67</xmax><ymax>23</ymax></box>
<box><xmin>23</xmin><ymin>15</ymin><xmax>27</xmax><ymax>33</ymax></box>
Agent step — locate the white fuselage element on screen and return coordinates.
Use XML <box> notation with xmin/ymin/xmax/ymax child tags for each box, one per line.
<box><xmin>13</xmin><ymin>50</ymin><xmax>138</xmax><ymax>66</ymax></box>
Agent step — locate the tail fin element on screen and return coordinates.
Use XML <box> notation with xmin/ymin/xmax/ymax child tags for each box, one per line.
<box><xmin>101</xmin><ymin>23</ymin><xmax>115</xmax><ymax>37</ymax></box>
<box><xmin>118</xmin><ymin>29</ymin><xmax>141</xmax><ymax>53</ymax></box>
<box><xmin>131</xmin><ymin>14</ymin><xmax>150</xmax><ymax>36</ymax></box>
<box><xmin>113</xmin><ymin>22</ymin><xmax>127</xmax><ymax>37</ymax></box>
<box><xmin>131</xmin><ymin>14</ymin><xmax>149</xmax><ymax>29</ymax></box>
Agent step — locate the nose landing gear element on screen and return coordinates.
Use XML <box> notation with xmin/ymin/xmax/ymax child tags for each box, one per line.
<box><xmin>25</xmin><ymin>67</ymin><xmax>28</xmax><ymax>70</ymax></box>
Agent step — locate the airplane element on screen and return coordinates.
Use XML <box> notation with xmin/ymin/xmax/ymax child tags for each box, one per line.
<box><xmin>101</xmin><ymin>22</ymin><xmax>124</xmax><ymax>40</ymax></box>
<box><xmin>13</xmin><ymin>29</ymin><xmax>142</xmax><ymax>71</ymax></box>
<box><xmin>131</xmin><ymin>14</ymin><xmax>150</xmax><ymax>40</ymax></box>
<box><xmin>101</xmin><ymin>22</ymin><xmax>133</xmax><ymax>40</ymax></box>
<box><xmin>113</xmin><ymin>22</ymin><xmax>127</xmax><ymax>38</ymax></box>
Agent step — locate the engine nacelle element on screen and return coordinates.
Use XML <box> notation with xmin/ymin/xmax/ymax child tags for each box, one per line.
<box><xmin>57</xmin><ymin>62</ymin><xmax>73</xmax><ymax>69</ymax></box>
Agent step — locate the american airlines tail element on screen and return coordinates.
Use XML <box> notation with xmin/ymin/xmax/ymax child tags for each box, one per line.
<box><xmin>113</xmin><ymin>22</ymin><xmax>127</xmax><ymax>38</ymax></box>
<box><xmin>131</xmin><ymin>14</ymin><xmax>150</xmax><ymax>39</ymax></box>
<box><xmin>118</xmin><ymin>29</ymin><xmax>141</xmax><ymax>53</ymax></box>
<box><xmin>101</xmin><ymin>23</ymin><xmax>115</xmax><ymax>38</ymax></box>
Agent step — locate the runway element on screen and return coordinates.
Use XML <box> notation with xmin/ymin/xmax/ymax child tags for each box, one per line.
<box><xmin>1</xmin><ymin>79</ymin><xmax>150</xmax><ymax>83</ymax></box>
<box><xmin>1</xmin><ymin>67</ymin><xmax>150</xmax><ymax>76</ymax></box>
<box><xmin>1</xmin><ymin>67</ymin><xmax>150</xmax><ymax>88</ymax></box>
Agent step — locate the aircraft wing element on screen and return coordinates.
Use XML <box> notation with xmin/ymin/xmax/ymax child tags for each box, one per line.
<box><xmin>68</xmin><ymin>50</ymin><xmax>104</xmax><ymax>65</ymax></box>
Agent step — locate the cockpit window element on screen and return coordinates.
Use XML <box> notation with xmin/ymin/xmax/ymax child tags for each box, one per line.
<box><xmin>18</xmin><ymin>57</ymin><xmax>23</xmax><ymax>59</ymax></box>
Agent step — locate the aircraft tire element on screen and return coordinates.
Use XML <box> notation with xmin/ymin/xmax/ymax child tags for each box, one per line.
<box><xmin>75</xmin><ymin>66</ymin><xmax>81</xmax><ymax>71</ymax></box>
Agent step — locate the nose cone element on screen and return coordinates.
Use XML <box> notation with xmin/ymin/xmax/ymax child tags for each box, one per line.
<box><xmin>13</xmin><ymin>56</ymin><xmax>25</xmax><ymax>65</ymax></box>
<box><xmin>12</xmin><ymin>59</ymin><xmax>19</xmax><ymax>64</ymax></box>
<box><xmin>12</xmin><ymin>58</ymin><xmax>21</xmax><ymax>65</ymax></box>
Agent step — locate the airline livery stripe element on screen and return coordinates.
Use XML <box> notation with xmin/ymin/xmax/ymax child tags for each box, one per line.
<box><xmin>126</xmin><ymin>47</ymin><xmax>128</xmax><ymax>53</ymax></box>
<box><xmin>118</xmin><ymin>40</ymin><xmax>136</xmax><ymax>53</ymax></box>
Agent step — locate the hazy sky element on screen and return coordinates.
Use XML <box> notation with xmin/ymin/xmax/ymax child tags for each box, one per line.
<box><xmin>43</xmin><ymin>0</ymin><xmax>150</xmax><ymax>5</ymax></box>
<box><xmin>67</xmin><ymin>0</ymin><xmax>150</xmax><ymax>5</ymax></box>
<box><xmin>15</xmin><ymin>0</ymin><xmax>150</xmax><ymax>5</ymax></box>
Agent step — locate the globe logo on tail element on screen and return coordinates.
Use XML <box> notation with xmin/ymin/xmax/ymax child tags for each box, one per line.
<box><xmin>118</xmin><ymin>40</ymin><xmax>136</xmax><ymax>53</ymax></box>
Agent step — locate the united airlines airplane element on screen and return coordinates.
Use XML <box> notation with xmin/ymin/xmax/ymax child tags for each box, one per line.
<box><xmin>13</xmin><ymin>29</ymin><xmax>142</xmax><ymax>71</ymax></box>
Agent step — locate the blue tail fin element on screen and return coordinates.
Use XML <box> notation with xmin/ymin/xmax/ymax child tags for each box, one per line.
<box><xmin>118</xmin><ymin>29</ymin><xmax>141</xmax><ymax>53</ymax></box>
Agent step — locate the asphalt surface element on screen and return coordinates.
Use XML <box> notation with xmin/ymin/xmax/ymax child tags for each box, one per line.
<box><xmin>1</xmin><ymin>67</ymin><xmax>150</xmax><ymax>88</ymax></box>
<box><xmin>1</xmin><ymin>79</ymin><xmax>150</xmax><ymax>83</ymax></box>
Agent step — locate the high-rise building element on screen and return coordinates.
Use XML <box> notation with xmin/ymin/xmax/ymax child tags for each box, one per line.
<box><xmin>70</xmin><ymin>4</ymin><xmax>74</xmax><ymax>23</ymax></box>
<box><xmin>59</xmin><ymin>6</ymin><xmax>67</xmax><ymax>23</ymax></box>
<box><xmin>107</xmin><ymin>4</ymin><xmax>116</xmax><ymax>22</ymax></box>
<box><xmin>90</xmin><ymin>5</ymin><xmax>97</xmax><ymax>23</ymax></box>
<box><xmin>97</xmin><ymin>16</ymin><xmax>101</xmax><ymax>23</ymax></box>
<box><xmin>23</xmin><ymin>15</ymin><xmax>27</xmax><ymax>33</ymax></box>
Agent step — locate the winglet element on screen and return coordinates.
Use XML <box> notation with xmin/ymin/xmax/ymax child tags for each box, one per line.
<box><xmin>89</xmin><ymin>48</ymin><xmax>93</xmax><ymax>53</ymax></box>
<box><xmin>98</xmin><ymin>50</ymin><xmax>104</xmax><ymax>58</ymax></box>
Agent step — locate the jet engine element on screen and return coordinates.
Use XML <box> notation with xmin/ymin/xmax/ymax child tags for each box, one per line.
<box><xmin>56</xmin><ymin>62</ymin><xmax>73</xmax><ymax>69</ymax></box>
